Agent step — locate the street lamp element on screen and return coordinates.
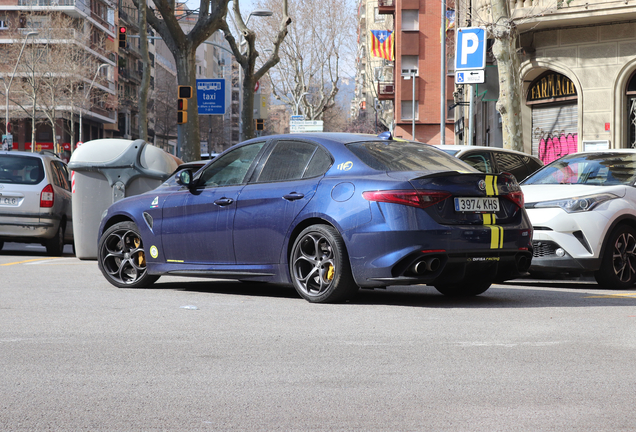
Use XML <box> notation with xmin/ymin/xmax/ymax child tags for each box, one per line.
<box><xmin>295</xmin><ymin>92</ymin><xmax>310</xmax><ymax>116</ymax></box>
<box><xmin>78</xmin><ymin>63</ymin><xmax>108</xmax><ymax>146</ymax></box>
<box><xmin>4</xmin><ymin>31</ymin><xmax>38</xmax><ymax>150</ymax></box>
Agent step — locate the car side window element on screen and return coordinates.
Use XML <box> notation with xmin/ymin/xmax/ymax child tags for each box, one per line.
<box><xmin>461</xmin><ymin>152</ymin><xmax>493</xmax><ymax>173</ymax></box>
<box><xmin>53</xmin><ymin>161</ymin><xmax>70</xmax><ymax>190</ymax></box>
<box><xmin>198</xmin><ymin>142</ymin><xmax>265</xmax><ymax>187</ymax></box>
<box><xmin>493</xmin><ymin>152</ymin><xmax>528</xmax><ymax>181</ymax></box>
<box><xmin>256</xmin><ymin>141</ymin><xmax>324</xmax><ymax>182</ymax></box>
<box><xmin>303</xmin><ymin>146</ymin><xmax>332</xmax><ymax>178</ymax></box>
<box><xmin>48</xmin><ymin>161</ymin><xmax>61</xmax><ymax>188</ymax></box>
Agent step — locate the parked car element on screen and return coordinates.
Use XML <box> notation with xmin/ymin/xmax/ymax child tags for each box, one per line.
<box><xmin>97</xmin><ymin>133</ymin><xmax>532</xmax><ymax>303</ymax></box>
<box><xmin>521</xmin><ymin>150</ymin><xmax>636</xmax><ymax>289</ymax></box>
<box><xmin>0</xmin><ymin>150</ymin><xmax>73</xmax><ymax>255</ymax></box>
<box><xmin>438</xmin><ymin>145</ymin><xmax>544</xmax><ymax>182</ymax></box>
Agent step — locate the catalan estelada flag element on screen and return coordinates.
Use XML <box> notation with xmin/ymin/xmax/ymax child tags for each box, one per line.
<box><xmin>370</xmin><ymin>30</ymin><xmax>394</xmax><ymax>61</ymax></box>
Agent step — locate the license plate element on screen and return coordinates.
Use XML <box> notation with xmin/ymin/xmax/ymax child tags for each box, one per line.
<box><xmin>0</xmin><ymin>197</ymin><xmax>19</xmax><ymax>206</ymax></box>
<box><xmin>454</xmin><ymin>197</ymin><xmax>499</xmax><ymax>212</ymax></box>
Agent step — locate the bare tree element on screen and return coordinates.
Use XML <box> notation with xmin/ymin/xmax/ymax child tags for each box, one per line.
<box><xmin>254</xmin><ymin>0</ymin><xmax>355</xmax><ymax>122</ymax></box>
<box><xmin>133</xmin><ymin>0</ymin><xmax>231</xmax><ymax>161</ymax></box>
<box><xmin>219</xmin><ymin>0</ymin><xmax>291</xmax><ymax>141</ymax></box>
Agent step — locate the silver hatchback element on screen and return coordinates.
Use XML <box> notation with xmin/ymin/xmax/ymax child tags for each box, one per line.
<box><xmin>0</xmin><ymin>151</ymin><xmax>73</xmax><ymax>255</ymax></box>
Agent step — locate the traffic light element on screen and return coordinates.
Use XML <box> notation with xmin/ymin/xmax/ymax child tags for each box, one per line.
<box><xmin>178</xmin><ymin>86</ymin><xmax>193</xmax><ymax>99</ymax></box>
<box><xmin>118</xmin><ymin>27</ymin><xmax>127</xmax><ymax>48</ymax></box>
<box><xmin>177</xmin><ymin>86</ymin><xmax>192</xmax><ymax>125</ymax></box>
<box><xmin>255</xmin><ymin>119</ymin><xmax>264</xmax><ymax>131</ymax></box>
<box><xmin>177</xmin><ymin>98</ymin><xmax>188</xmax><ymax>124</ymax></box>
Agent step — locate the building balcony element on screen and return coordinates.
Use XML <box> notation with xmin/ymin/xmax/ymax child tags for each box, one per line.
<box><xmin>377</xmin><ymin>81</ymin><xmax>395</xmax><ymax>100</ymax></box>
<box><xmin>377</xmin><ymin>0</ymin><xmax>394</xmax><ymax>15</ymax></box>
<box><xmin>511</xmin><ymin>0</ymin><xmax>636</xmax><ymax>32</ymax></box>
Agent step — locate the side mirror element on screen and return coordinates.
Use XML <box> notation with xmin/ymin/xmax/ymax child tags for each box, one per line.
<box><xmin>176</xmin><ymin>169</ymin><xmax>193</xmax><ymax>187</ymax></box>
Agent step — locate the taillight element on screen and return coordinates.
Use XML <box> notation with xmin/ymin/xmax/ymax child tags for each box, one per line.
<box><xmin>362</xmin><ymin>190</ymin><xmax>452</xmax><ymax>209</ymax></box>
<box><xmin>505</xmin><ymin>190</ymin><xmax>524</xmax><ymax>209</ymax></box>
<box><xmin>40</xmin><ymin>184</ymin><xmax>54</xmax><ymax>208</ymax></box>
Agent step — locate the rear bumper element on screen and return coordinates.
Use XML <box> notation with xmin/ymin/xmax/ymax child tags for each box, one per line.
<box><xmin>365</xmin><ymin>249</ymin><xmax>532</xmax><ymax>287</ymax></box>
<box><xmin>0</xmin><ymin>215</ymin><xmax>58</xmax><ymax>240</ymax></box>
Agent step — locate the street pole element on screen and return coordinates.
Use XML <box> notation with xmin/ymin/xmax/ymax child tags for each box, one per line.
<box><xmin>79</xmin><ymin>63</ymin><xmax>108</xmax><ymax>146</ymax></box>
<box><xmin>4</xmin><ymin>31</ymin><xmax>38</xmax><ymax>149</ymax></box>
<box><xmin>440</xmin><ymin>0</ymin><xmax>446</xmax><ymax>145</ymax></box>
<box><xmin>412</xmin><ymin>69</ymin><xmax>416</xmax><ymax>139</ymax></box>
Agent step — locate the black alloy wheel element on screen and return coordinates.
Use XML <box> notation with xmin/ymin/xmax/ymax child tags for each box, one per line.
<box><xmin>595</xmin><ymin>225</ymin><xmax>636</xmax><ymax>289</ymax></box>
<box><xmin>290</xmin><ymin>224</ymin><xmax>358</xmax><ymax>303</ymax></box>
<box><xmin>98</xmin><ymin>221</ymin><xmax>159</xmax><ymax>288</ymax></box>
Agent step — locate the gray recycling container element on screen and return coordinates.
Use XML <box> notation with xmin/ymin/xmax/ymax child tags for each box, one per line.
<box><xmin>68</xmin><ymin>139</ymin><xmax>179</xmax><ymax>260</ymax></box>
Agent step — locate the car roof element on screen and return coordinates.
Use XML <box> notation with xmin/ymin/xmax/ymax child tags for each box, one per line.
<box><xmin>0</xmin><ymin>150</ymin><xmax>63</xmax><ymax>161</ymax></box>
<box><xmin>437</xmin><ymin>145</ymin><xmax>542</xmax><ymax>159</ymax></box>
<box><xmin>242</xmin><ymin>132</ymin><xmax>403</xmax><ymax>146</ymax></box>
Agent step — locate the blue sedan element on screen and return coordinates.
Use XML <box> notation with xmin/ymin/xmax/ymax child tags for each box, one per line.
<box><xmin>97</xmin><ymin>133</ymin><xmax>533</xmax><ymax>303</ymax></box>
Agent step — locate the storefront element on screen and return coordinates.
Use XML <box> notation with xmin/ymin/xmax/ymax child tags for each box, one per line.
<box><xmin>526</xmin><ymin>71</ymin><xmax>578</xmax><ymax>164</ymax></box>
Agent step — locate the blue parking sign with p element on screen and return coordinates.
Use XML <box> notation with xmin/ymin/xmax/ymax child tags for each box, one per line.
<box><xmin>455</xmin><ymin>27</ymin><xmax>486</xmax><ymax>71</ymax></box>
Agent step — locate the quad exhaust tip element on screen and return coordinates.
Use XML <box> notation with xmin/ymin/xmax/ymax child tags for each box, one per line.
<box><xmin>411</xmin><ymin>257</ymin><xmax>441</xmax><ymax>275</ymax></box>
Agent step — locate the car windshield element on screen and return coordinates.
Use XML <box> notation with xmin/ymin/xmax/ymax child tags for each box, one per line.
<box><xmin>438</xmin><ymin>148</ymin><xmax>460</xmax><ymax>156</ymax></box>
<box><xmin>0</xmin><ymin>155</ymin><xmax>44</xmax><ymax>184</ymax></box>
<box><xmin>522</xmin><ymin>152</ymin><xmax>636</xmax><ymax>186</ymax></box>
<box><xmin>346</xmin><ymin>141</ymin><xmax>473</xmax><ymax>173</ymax></box>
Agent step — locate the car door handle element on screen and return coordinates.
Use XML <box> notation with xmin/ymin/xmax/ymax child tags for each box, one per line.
<box><xmin>214</xmin><ymin>198</ymin><xmax>234</xmax><ymax>206</ymax></box>
<box><xmin>283</xmin><ymin>192</ymin><xmax>305</xmax><ymax>201</ymax></box>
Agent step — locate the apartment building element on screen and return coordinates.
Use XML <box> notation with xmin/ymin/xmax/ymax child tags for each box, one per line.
<box><xmin>353</xmin><ymin>0</ymin><xmax>455</xmax><ymax>143</ymax></box>
<box><xmin>457</xmin><ymin>0</ymin><xmax>636</xmax><ymax>162</ymax></box>
<box><xmin>352</xmin><ymin>0</ymin><xmax>395</xmax><ymax>131</ymax></box>
<box><xmin>0</xmin><ymin>0</ymin><xmax>117</xmax><ymax>156</ymax></box>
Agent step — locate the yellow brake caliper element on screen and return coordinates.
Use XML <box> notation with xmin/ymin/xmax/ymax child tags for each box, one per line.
<box><xmin>326</xmin><ymin>264</ymin><xmax>335</xmax><ymax>281</ymax></box>
<box><xmin>134</xmin><ymin>238</ymin><xmax>146</xmax><ymax>266</ymax></box>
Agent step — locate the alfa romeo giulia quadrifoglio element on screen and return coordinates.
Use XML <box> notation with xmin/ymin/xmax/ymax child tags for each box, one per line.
<box><xmin>97</xmin><ymin>133</ymin><xmax>533</xmax><ymax>303</ymax></box>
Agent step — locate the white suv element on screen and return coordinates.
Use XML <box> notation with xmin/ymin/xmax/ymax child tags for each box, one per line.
<box><xmin>0</xmin><ymin>150</ymin><xmax>73</xmax><ymax>255</ymax></box>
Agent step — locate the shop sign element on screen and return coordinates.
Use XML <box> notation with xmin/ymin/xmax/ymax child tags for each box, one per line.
<box><xmin>528</xmin><ymin>72</ymin><xmax>577</xmax><ymax>104</ymax></box>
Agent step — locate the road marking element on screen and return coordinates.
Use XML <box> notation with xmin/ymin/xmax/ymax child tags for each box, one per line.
<box><xmin>0</xmin><ymin>258</ymin><xmax>58</xmax><ymax>266</ymax></box>
<box><xmin>585</xmin><ymin>293</ymin><xmax>636</xmax><ymax>299</ymax></box>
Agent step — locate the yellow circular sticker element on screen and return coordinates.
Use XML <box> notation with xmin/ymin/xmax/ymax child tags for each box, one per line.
<box><xmin>149</xmin><ymin>245</ymin><xmax>158</xmax><ymax>259</ymax></box>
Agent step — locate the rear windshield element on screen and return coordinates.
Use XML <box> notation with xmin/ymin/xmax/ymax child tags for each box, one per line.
<box><xmin>0</xmin><ymin>155</ymin><xmax>44</xmax><ymax>184</ymax></box>
<box><xmin>522</xmin><ymin>152</ymin><xmax>636</xmax><ymax>186</ymax></box>
<box><xmin>346</xmin><ymin>141</ymin><xmax>474</xmax><ymax>173</ymax></box>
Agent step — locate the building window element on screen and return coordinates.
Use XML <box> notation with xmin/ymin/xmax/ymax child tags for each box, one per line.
<box><xmin>401</xmin><ymin>55</ymin><xmax>418</xmax><ymax>77</ymax></box>
<box><xmin>0</xmin><ymin>14</ymin><xmax>8</xmax><ymax>29</ymax></box>
<box><xmin>401</xmin><ymin>10</ymin><xmax>419</xmax><ymax>31</ymax></box>
<box><xmin>401</xmin><ymin>100</ymin><xmax>418</xmax><ymax>120</ymax></box>
<box><xmin>374</xmin><ymin>7</ymin><xmax>385</xmax><ymax>22</ymax></box>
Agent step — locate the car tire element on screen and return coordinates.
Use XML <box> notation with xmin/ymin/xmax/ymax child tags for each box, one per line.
<box><xmin>434</xmin><ymin>281</ymin><xmax>492</xmax><ymax>297</ymax></box>
<box><xmin>45</xmin><ymin>225</ymin><xmax>64</xmax><ymax>256</ymax></box>
<box><xmin>98</xmin><ymin>221</ymin><xmax>159</xmax><ymax>288</ymax></box>
<box><xmin>594</xmin><ymin>225</ymin><xmax>636</xmax><ymax>289</ymax></box>
<box><xmin>289</xmin><ymin>224</ymin><xmax>358</xmax><ymax>303</ymax></box>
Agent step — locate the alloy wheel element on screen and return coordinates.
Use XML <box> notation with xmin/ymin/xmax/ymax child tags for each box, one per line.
<box><xmin>612</xmin><ymin>231</ymin><xmax>636</xmax><ymax>283</ymax></box>
<box><xmin>101</xmin><ymin>226</ymin><xmax>148</xmax><ymax>285</ymax></box>
<box><xmin>292</xmin><ymin>232</ymin><xmax>337</xmax><ymax>297</ymax></box>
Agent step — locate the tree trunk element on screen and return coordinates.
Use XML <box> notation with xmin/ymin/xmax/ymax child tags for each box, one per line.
<box><xmin>242</xmin><ymin>73</ymin><xmax>255</xmax><ymax>140</ymax></box>
<box><xmin>175</xmin><ymin>49</ymin><xmax>201</xmax><ymax>162</ymax></box>
<box><xmin>490</xmin><ymin>0</ymin><xmax>523</xmax><ymax>152</ymax></box>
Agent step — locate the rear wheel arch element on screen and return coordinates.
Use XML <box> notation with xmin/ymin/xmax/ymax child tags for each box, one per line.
<box><xmin>286</xmin><ymin>217</ymin><xmax>341</xmax><ymax>263</ymax></box>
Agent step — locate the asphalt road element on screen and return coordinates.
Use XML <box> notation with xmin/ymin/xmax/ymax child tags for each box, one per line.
<box><xmin>2</xmin><ymin>242</ymin><xmax>636</xmax><ymax>431</ymax></box>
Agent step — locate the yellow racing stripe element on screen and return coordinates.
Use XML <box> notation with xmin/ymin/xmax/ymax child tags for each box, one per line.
<box><xmin>485</xmin><ymin>175</ymin><xmax>498</xmax><ymax>196</ymax></box>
